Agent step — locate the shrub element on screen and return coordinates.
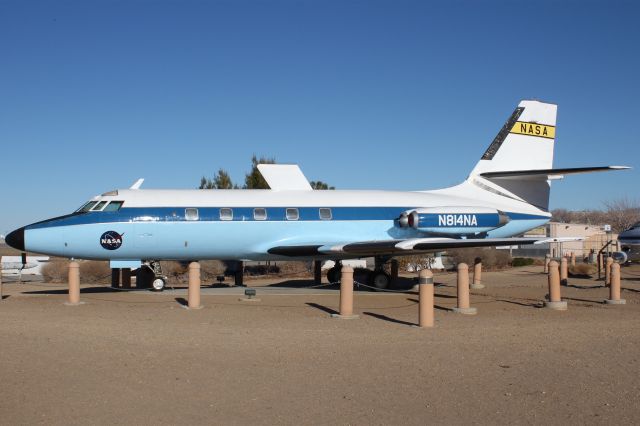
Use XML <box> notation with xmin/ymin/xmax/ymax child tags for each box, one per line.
<box><xmin>80</xmin><ymin>261</ymin><xmax>111</xmax><ymax>283</ymax></box>
<box><xmin>447</xmin><ymin>248</ymin><xmax>512</xmax><ymax>271</ymax></box>
<box><xmin>569</xmin><ymin>264</ymin><xmax>596</xmax><ymax>277</ymax></box>
<box><xmin>42</xmin><ymin>260</ymin><xmax>111</xmax><ymax>283</ymax></box>
<box><xmin>512</xmin><ymin>257</ymin><xmax>535</xmax><ymax>267</ymax></box>
<box><xmin>42</xmin><ymin>260</ymin><xmax>69</xmax><ymax>283</ymax></box>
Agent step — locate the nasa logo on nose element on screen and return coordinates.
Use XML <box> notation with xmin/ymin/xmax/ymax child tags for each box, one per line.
<box><xmin>100</xmin><ymin>231</ymin><xmax>123</xmax><ymax>250</ymax></box>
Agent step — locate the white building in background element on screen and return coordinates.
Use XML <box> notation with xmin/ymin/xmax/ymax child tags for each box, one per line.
<box><xmin>507</xmin><ymin>222</ymin><xmax>618</xmax><ymax>259</ymax></box>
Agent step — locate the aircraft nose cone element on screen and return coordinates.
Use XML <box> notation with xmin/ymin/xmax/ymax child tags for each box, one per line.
<box><xmin>5</xmin><ymin>227</ymin><xmax>25</xmax><ymax>251</ymax></box>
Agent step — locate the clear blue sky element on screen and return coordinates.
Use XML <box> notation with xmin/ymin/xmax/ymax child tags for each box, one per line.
<box><xmin>1</xmin><ymin>0</ymin><xmax>639</xmax><ymax>234</ymax></box>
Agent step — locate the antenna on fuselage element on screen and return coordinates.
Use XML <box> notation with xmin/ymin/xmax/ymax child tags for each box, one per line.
<box><xmin>130</xmin><ymin>178</ymin><xmax>144</xmax><ymax>190</ymax></box>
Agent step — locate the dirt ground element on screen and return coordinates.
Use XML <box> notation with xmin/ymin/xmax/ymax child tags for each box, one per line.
<box><xmin>1</xmin><ymin>265</ymin><xmax>639</xmax><ymax>425</ymax></box>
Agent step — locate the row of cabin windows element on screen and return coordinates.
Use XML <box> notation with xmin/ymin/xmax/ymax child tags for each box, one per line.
<box><xmin>185</xmin><ymin>207</ymin><xmax>333</xmax><ymax>221</ymax></box>
<box><xmin>77</xmin><ymin>202</ymin><xmax>333</xmax><ymax>221</ymax></box>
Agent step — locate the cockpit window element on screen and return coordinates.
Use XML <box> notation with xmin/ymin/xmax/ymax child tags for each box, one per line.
<box><xmin>91</xmin><ymin>201</ymin><xmax>108</xmax><ymax>211</ymax></box>
<box><xmin>103</xmin><ymin>201</ymin><xmax>124</xmax><ymax>212</ymax></box>
<box><xmin>77</xmin><ymin>201</ymin><xmax>98</xmax><ymax>212</ymax></box>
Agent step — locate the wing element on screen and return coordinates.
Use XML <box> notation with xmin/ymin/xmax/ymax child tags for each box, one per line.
<box><xmin>268</xmin><ymin>237</ymin><xmax>542</xmax><ymax>258</ymax></box>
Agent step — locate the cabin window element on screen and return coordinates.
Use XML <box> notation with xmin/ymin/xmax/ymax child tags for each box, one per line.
<box><xmin>91</xmin><ymin>201</ymin><xmax>108</xmax><ymax>211</ymax></box>
<box><xmin>220</xmin><ymin>208</ymin><xmax>233</xmax><ymax>221</ymax></box>
<box><xmin>185</xmin><ymin>208</ymin><xmax>199</xmax><ymax>221</ymax></box>
<box><xmin>319</xmin><ymin>208</ymin><xmax>332</xmax><ymax>220</ymax></box>
<box><xmin>78</xmin><ymin>201</ymin><xmax>98</xmax><ymax>212</ymax></box>
<box><xmin>103</xmin><ymin>201</ymin><xmax>124</xmax><ymax>212</ymax></box>
<box><xmin>286</xmin><ymin>208</ymin><xmax>299</xmax><ymax>221</ymax></box>
<box><xmin>253</xmin><ymin>208</ymin><xmax>267</xmax><ymax>221</ymax></box>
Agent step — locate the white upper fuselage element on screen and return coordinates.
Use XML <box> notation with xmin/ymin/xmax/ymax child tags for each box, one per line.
<box><xmin>19</xmin><ymin>180</ymin><xmax>550</xmax><ymax>261</ymax></box>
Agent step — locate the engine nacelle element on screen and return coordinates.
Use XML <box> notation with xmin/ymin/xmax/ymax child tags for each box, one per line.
<box><xmin>397</xmin><ymin>206</ymin><xmax>510</xmax><ymax>235</ymax></box>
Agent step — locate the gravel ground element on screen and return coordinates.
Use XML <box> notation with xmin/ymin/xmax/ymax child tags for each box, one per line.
<box><xmin>0</xmin><ymin>265</ymin><xmax>639</xmax><ymax>425</ymax></box>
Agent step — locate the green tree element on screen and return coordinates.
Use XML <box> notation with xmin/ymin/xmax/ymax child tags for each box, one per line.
<box><xmin>199</xmin><ymin>169</ymin><xmax>237</xmax><ymax>189</ymax></box>
<box><xmin>244</xmin><ymin>155</ymin><xmax>275</xmax><ymax>189</ymax></box>
<box><xmin>310</xmin><ymin>180</ymin><xmax>335</xmax><ymax>190</ymax></box>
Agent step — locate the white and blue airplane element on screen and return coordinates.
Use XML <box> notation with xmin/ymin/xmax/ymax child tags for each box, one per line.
<box><xmin>5</xmin><ymin>100</ymin><xmax>629</xmax><ymax>290</ymax></box>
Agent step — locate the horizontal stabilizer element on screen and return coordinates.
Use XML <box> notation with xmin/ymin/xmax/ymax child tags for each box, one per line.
<box><xmin>257</xmin><ymin>164</ymin><xmax>312</xmax><ymax>191</ymax></box>
<box><xmin>480</xmin><ymin>166</ymin><xmax>629</xmax><ymax>180</ymax></box>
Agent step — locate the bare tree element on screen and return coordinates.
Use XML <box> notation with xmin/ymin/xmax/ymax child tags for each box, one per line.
<box><xmin>602</xmin><ymin>197</ymin><xmax>640</xmax><ymax>233</ymax></box>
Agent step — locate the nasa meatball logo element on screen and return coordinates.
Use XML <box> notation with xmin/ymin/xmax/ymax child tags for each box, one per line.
<box><xmin>100</xmin><ymin>231</ymin><xmax>123</xmax><ymax>250</ymax></box>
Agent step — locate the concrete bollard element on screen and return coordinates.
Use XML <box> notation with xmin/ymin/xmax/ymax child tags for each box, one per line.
<box><xmin>66</xmin><ymin>261</ymin><xmax>81</xmax><ymax>306</ymax></box>
<box><xmin>605</xmin><ymin>263</ymin><xmax>626</xmax><ymax>305</ymax></box>
<box><xmin>453</xmin><ymin>263</ymin><xmax>477</xmax><ymax>315</ymax></box>
<box><xmin>544</xmin><ymin>260</ymin><xmax>567</xmax><ymax>310</ymax></box>
<box><xmin>471</xmin><ymin>258</ymin><xmax>484</xmax><ymax>289</ymax></box>
<box><xmin>597</xmin><ymin>253</ymin><xmax>603</xmax><ymax>278</ymax></box>
<box><xmin>560</xmin><ymin>257</ymin><xmax>568</xmax><ymax>286</ymax></box>
<box><xmin>332</xmin><ymin>266</ymin><xmax>358</xmax><ymax>319</ymax></box>
<box><xmin>544</xmin><ymin>254</ymin><xmax>550</xmax><ymax>274</ymax></box>
<box><xmin>187</xmin><ymin>262</ymin><xmax>202</xmax><ymax>309</ymax></box>
<box><xmin>605</xmin><ymin>257</ymin><xmax>613</xmax><ymax>287</ymax></box>
<box><xmin>570</xmin><ymin>252</ymin><xmax>576</xmax><ymax>267</ymax></box>
<box><xmin>418</xmin><ymin>269</ymin><xmax>434</xmax><ymax>328</ymax></box>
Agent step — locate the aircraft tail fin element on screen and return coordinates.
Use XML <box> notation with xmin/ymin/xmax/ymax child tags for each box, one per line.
<box><xmin>467</xmin><ymin>100</ymin><xmax>558</xmax><ymax>210</ymax></box>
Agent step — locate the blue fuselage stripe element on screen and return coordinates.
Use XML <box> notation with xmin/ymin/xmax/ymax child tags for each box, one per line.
<box><xmin>28</xmin><ymin>207</ymin><xmax>549</xmax><ymax>229</ymax></box>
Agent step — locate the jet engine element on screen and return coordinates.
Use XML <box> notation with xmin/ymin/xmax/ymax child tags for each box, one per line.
<box><xmin>397</xmin><ymin>206</ymin><xmax>510</xmax><ymax>235</ymax></box>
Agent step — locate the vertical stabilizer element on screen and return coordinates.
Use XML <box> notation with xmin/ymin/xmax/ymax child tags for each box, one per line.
<box><xmin>470</xmin><ymin>100</ymin><xmax>557</xmax><ymax>176</ymax></box>
<box><xmin>468</xmin><ymin>100</ymin><xmax>558</xmax><ymax>210</ymax></box>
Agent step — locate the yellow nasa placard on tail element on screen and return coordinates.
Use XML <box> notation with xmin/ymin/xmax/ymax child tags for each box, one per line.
<box><xmin>510</xmin><ymin>121</ymin><xmax>556</xmax><ymax>139</ymax></box>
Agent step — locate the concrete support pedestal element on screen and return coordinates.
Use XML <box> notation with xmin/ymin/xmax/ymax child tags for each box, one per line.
<box><xmin>560</xmin><ymin>257</ymin><xmax>568</xmax><ymax>287</ymax></box>
<box><xmin>470</xmin><ymin>259</ymin><xmax>484</xmax><ymax>289</ymax></box>
<box><xmin>66</xmin><ymin>261</ymin><xmax>82</xmax><ymax>306</ymax></box>
<box><xmin>605</xmin><ymin>257</ymin><xmax>613</xmax><ymax>287</ymax></box>
<box><xmin>605</xmin><ymin>263</ymin><xmax>626</xmax><ymax>305</ymax></box>
<box><xmin>417</xmin><ymin>269</ymin><xmax>434</xmax><ymax>328</ymax></box>
<box><xmin>544</xmin><ymin>260</ymin><xmax>567</xmax><ymax>310</ymax></box>
<box><xmin>544</xmin><ymin>254</ymin><xmax>551</xmax><ymax>274</ymax></box>
<box><xmin>452</xmin><ymin>263</ymin><xmax>477</xmax><ymax>315</ymax></box>
<box><xmin>187</xmin><ymin>262</ymin><xmax>203</xmax><ymax>309</ymax></box>
<box><xmin>332</xmin><ymin>266</ymin><xmax>358</xmax><ymax>319</ymax></box>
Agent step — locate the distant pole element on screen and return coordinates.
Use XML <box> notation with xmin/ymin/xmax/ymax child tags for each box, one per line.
<box><xmin>0</xmin><ymin>261</ymin><xmax>3</xmax><ymax>301</ymax></box>
<box><xmin>122</xmin><ymin>268</ymin><xmax>131</xmax><ymax>289</ymax></box>
<box><xmin>313</xmin><ymin>261</ymin><xmax>322</xmax><ymax>286</ymax></box>
<box><xmin>391</xmin><ymin>259</ymin><xmax>399</xmax><ymax>283</ymax></box>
